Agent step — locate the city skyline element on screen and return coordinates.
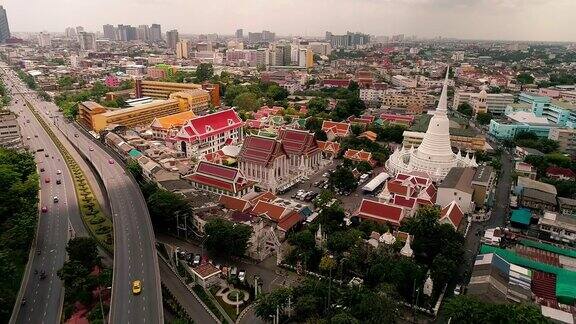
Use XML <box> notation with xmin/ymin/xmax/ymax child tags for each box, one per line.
<box><xmin>1</xmin><ymin>0</ymin><xmax>576</xmax><ymax>42</ymax></box>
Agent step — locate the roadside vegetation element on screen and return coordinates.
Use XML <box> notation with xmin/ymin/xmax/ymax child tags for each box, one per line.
<box><xmin>0</xmin><ymin>148</ymin><xmax>39</xmax><ymax>322</ymax></box>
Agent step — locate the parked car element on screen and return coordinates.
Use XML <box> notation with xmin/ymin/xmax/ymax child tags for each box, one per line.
<box><xmin>238</xmin><ymin>270</ymin><xmax>246</xmax><ymax>282</ymax></box>
<box><xmin>193</xmin><ymin>254</ymin><xmax>201</xmax><ymax>267</ymax></box>
<box><xmin>454</xmin><ymin>284</ymin><xmax>462</xmax><ymax>296</ymax></box>
<box><xmin>230</xmin><ymin>267</ymin><xmax>238</xmax><ymax>278</ymax></box>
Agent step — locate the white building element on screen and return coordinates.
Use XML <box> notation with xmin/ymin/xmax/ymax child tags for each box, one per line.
<box><xmin>0</xmin><ymin>111</ymin><xmax>22</xmax><ymax>149</ymax></box>
<box><xmin>38</xmin><ymin>32</ymin><xmax>52</xmax><ymax>47</ymax></box>
<box><xmin>391</xmin><ymin>75</ymin><xmax>417</xmax><ymax>88</ymax></box>
<box><xmin>454</xmin><ymin>90</ymin><xmax>514</xmax><ymax>115</ymax></box>
<box><xmin>78</xmin><ymin>32</ymin><xmax>97</xmax><ymax>51</ymax></box>
<box><xmin>386</xmin><ymin>68</ymin><xmax>477</xmax><ymax>182</ymax></box>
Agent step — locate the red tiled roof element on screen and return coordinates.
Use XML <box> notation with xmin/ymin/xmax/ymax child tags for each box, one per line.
<box><xmin>546</xmin><ymin>166</ymin><xmax>576</xmax><ymax>179</ymax></box>
<box><xmin>186</xmin><ymin>161</ymin><xmax>252</xmax><ymax>193</ymax></box>
<box><xmin>245</xmin><ymin>119</ymin><xmax>265</xmax><ymax>129</ymax></box>
<box><xmin>393</xmin><ymin>195</ymin><xmax>416</xmax><ymax>209</ymax></box>
<box><xmin>440</xmin><ymin>201</ymin><xmax>464</xmax><ymax>229</ymax></box>
<box><xmin>238</xmin><ymin>136</ymin><xmax>286</xmax><ymax>166</ymax></box>
<box><xmin>317</xmin><ymin>141</ymin><xmax>341</xmax><ymax>154</ymax></box>
<box><xmin>251</xmin><ymin>200</ymin><xmax>290</xmax><ymax>222</ymax></box>
<box><xmin>359</xmin><ymin>131</ymin><xmax>378</xmax><ymax>142</ymax></box>
<box><xmin>387</xmin><ymin>180</ymin><xmax>410</xmax><ymax>196</ymax></box>
<box><xmin>177</xmin><ymin>109</ymin><xmax>242</xmax><ymax>142</ymax></box>
<box><xmin>344</xmin><ymin>149</ymin><xmax>372</xmax><ymax>162</ymax></box>
<box><xmin>322</xmin><ymin>120</ymin><xmax>350</xmax><ymax>137</ymax></box>
<box><xmin>219</xmin><ymin>195</ymin><xmax>252</xmax><ymax>212</ymax></box>
<box><xmin>277</xmin><ymin>129</ymin><xmax>319</xmax><ymax>156</ymax></box>
<box><xmin>321</xmin><ymin>79</ymin><xmax>351</xmax><ymax>87</ymax></box>
<box><xmin>357</xmin><ymin>199</ymin><xmax>404</xmax><ymax>226</ymax></box>
<box><xmin>278</xmin><ymin>211</ymin><xmax>302</xmax><ymax>231</ymax></box>
<box><xmin>248</xmin><ymin>191</ymin><xmax>277</xmax><ymax>205</ymax></box>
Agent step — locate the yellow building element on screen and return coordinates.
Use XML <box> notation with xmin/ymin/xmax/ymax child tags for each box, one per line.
<box><xmin>381</xmin><ymin>93</ymin><xmax>435</xmax><ymax>109</ymax></box>
<box><xmin>90</xmin><ymin>99</ymin><xmax>186</xmax><ymax>132</ymax></box>
<box><xmin>137</xmin><ymin>80</ymin><xmax>203</xmax><ymax>99</ymax></box>
<box><xmin>150</xmin><ymin>110</ymin><xmax>196</xmax><ymax>139</ymax></box>
<box><xmin>78</xmin><ymin>101</ymin><xmax>107</xmax><ymax>130</ymax></box>
<box><xmin>169</xmin><ymin>89</ymin><xmax>210</xmax><ymax>112</ymax></box>
<box><xmin>306</xmin><ymin>48</ymin><xmax>314</xmax><ymax>69</ymax></box>
<box><xmin>403</xmin><ymin>130</ymin><xmax>486</xmax><ymax>151</ymax></box>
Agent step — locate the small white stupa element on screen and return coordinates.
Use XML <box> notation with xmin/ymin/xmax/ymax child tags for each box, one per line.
<box><xmin>400</xmin><ymin>235</ymin><xmax>414</xmax><ymax>258</ymax></box>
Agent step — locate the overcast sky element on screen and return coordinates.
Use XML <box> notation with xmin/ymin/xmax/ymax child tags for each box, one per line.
<box><xmin>3</xmin><ymin>0</ymin><xmax>575</xmax><ymax>42</ymax></box>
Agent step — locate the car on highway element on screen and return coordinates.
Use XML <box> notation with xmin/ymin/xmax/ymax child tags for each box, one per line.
<box><xmin>53</xmin><ymin>196</ymin><xmax>59</xmax><ymax>203</ymax></box>
<box><xmin>56</xmin><ymin>179</ymin><xmax>61</xmax><ymax>185</ymax></box>
<box><xmin>26</xmin><ymin>136</ymin><xmax>30</xmax><ymax>140</ymax></box>
<box><xmin>89</xmin><ymin>147</ymin><xmax>94</xmax><ymax>151</ymax></box>
<box><xmin>26</xmin><ymin>119</ymin><xmax>30</xmax><ymax>123</ymax></box>
<box><xmin>34</xmin><ymin>134</ymin><xmax>38</xmax><ymax>138</ymax></box>
<box><xmin>56</xmin><ymin>169</ymin><xmax>62</xmax><ymax>175</ymax></box>
<box><xmin>44</xmin><ymin>153</ymin><xmax>49</xmax><ymax>157</ymax></box>
<box><xmin>41</xmin><ymin>206</ymin><xmax>48</xmax><ymax>213</ymax></box>
<box><xmin>44</xmin><ymin>177</ymin><xmax>50</xmax><ymax>183</ymax></box>
<box><xmin>132</xmin><ymin>280</ymin><xmax>142</xmax><ymax>295</ymax></box>
<box><xmin>108</xmin><ymin>159</ymin><xmax>115</xmax><ymax>164</ymax></box>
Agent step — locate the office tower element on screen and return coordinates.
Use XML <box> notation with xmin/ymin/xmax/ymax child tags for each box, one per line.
<box><xmin>166</xmin><ymin>30</ymin><xmax>179</xmax><ymax>50</ymax></box>
<box><xmin>325</xmin><ymin>31</ymin><xmax>332</xmax><ymax>41</ymax></box>
<box><xmin>248</xmin><ymin>32</ymin><xmax>262</xmax><ymax>43</ymax></box>
<box><xmin>126</xmin><ymin>25</ymin><xmax>137</xmax><ymax>41</ymax></box>
<box><xmin>116</xmin><ymin>25</ymin><xmax>127</xmax><ymax>41</ymax></box>
<box><xmin>137</xmin><ymin>25</ymin><xmax>150</xmax><ymax>41</ymax></box>
<box><xmin>38</xmin><ymin>32</ymin><xmax>51</xmax><ymax>47</ymax></box>
<box><xmin>65</xmin><ymin>27</ymin><xmax>76</xmax><ymax>39</ymax></box>
<box><xmin>103</xmin><ymin>24</ymin><xmax>116</xmax><ymax>40</ymax></box>
<box><xmin>236</xmin><ymin>29</ymin><xmax>243</xmax><ymax>39</ymax></box>
<box><xmin>150</xmin><ymin>24</ymin><xmax>162</xmax><ymax>41</ymax></box>
<box><xmin>79</xmin><ymin>32</ymin><xmax>97</xmax><ymax>51</ymax></box>
<box><xmin>262</xmin><ymin>30</ymin><xmax>275</xmax><ymax>42</ymax></box>
<box><xmin>176</xmin><ymin>40</ymin><xmax>189</xmax><ymax>59</ymax></box>
<box><xmin>0</xmin><ymin>6</ymin><xmax>10</xmax><ymax>43</ymax></box>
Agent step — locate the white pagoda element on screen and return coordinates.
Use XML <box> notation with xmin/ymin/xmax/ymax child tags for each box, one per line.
<box><xmin>385</xmin><ymin>67</ymin><xmax>477</xmax><ymax>182</ymax></box>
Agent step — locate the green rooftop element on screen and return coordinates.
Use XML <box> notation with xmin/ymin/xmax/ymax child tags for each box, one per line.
<box><xmin>510</xmin><ymin>208</ymin><xmax>532</xmax><ymax>226</ymax></box>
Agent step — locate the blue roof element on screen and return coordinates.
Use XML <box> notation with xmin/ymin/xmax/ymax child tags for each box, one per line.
<box><xmin>511</xmin><ymin>208</ymin><xmax>532</xmax><ymax>226</ymax></box>
<box><xmin>128</xmin><ymin>149</ymin><xmax>143</xmax><ymax>158</ymax></box>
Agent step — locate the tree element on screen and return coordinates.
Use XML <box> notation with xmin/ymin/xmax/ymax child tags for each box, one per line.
<box><xmin>457</xmin><ymin>102</ymin><xmax>473</xmax><ymax>116</ymax></box>
<box><xmin>329</xmin><ymin>167</ymin><xmax>358</xmax><ymax>193</ymax></box>
<box><xmin>347</xmin><ymin>81</ymin><xmax>359</xmax><ymax>92</ymax></box>
<box><xmin>254</xmin><ymin>287</ymin><xmax>292</xmax><ymax>320</ymax></box>
<box><xmin>147</xmin><ymin>189</ymin><xmax>191</xmax><ymax>229</ymax></box>
<box><xmin>314</xmin><ymin>130</ymin><xmax>328</xmax><ymax>141</ymax></box>
<box><xmin>327</xmin><ymin>230</ymin><xmax>363</xmax><ymax>254</ymax></box>
<box><xmin>126</xmin><ymin>160</ymin><xmax>143</xmax><ymax>183</ymax></box>
<box><xmin>430</xmin><ymin>254</ymin><xmax>457</xmax><ymax>291</ymax></box>
<box><xmin>204</xmin><ymin>218</ymin><xmax>252</xmax><ymax>258</ymax></box>
<box><xmin>356</xmin><ymin>161</ymin><xmax>372</xmax><ymax>173</ymax></box>
<box><xmin>476</xmin><ymin>112</ymin><xmax>493</xmax><ymax>125</ymax></box>
<box><xmin>305</xmin><ymin>117</ymin><xmax>323</xmax><ymax>132</ymax></box>
<box><xmin>265</xmin><ymin>84</ymin><xmax>289</xmax><ymax>101</ymax></box>
<box><xmin>319</xmin><ymin>254</ymin><xmax>337</xmax><ymax>273</ymax></box>
<box><xmin>233</xmin><ymin>92</ymin><xmax>261</xmax><ymax>111</ymax></box>
<box><xmin>516</xmin><ymin>72</ymin><xmax>534</xmax><ymax>86</ymax></box>
<box><xmin>444</xmin><ymin>295</ymin><xmax>549</xmax><ymax>324</ymax></box>
<box><xmin>307</xmin><ymin>97</ymin><xmax>329</xmax><ymax>114</ymax></box>
<box><xmin>351</xmin><ymin>124</ymin><xmax>363</xmax><ymax>136</ymax></box>
<box><xmin>195</xmin><ymin>63</ymin><xmax>214</xmax><ymax>83</ymax></box>
<box><xmin>66</xmin><ymin>237</ymin><xmax>100</xmax><ymax>269</ymax></box>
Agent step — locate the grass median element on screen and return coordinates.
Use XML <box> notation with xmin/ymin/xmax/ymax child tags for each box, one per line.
<box><xmin>24</xmin><ymin>98</ymin><xmax>114</xmax><ymax>253</ymax></box>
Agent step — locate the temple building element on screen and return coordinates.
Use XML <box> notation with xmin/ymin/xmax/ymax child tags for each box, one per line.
<box><xmin>386</xmin><ymin>68</ymin><xmax>477</xmax><ymax>182</ymax></box>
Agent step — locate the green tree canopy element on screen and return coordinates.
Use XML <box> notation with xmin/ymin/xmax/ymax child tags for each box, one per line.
<box><xmin>233</xmin><ymin>92</ymin><xmax>261</xmax><ymax>111</ymax></box>
<box><xmin>476</xmin><ymin>112</ymin><xmax>493</xmax><ymax>125</ymax></box>
<box><xmin>194</xmin><ymin>63</ymin><xmax>214</xmax><ymax>83</ymax></box>
<box><xmin>457</xmin><ymin>102</ymin><xmax>473</xmax><ymax>116</ymax></box>
<box><xmin>204</xmin><ymin>218</ymin><xmax>252</xmax><ymax>258</ymax></box>
<box><xmin>66</xmin><ymin>237</ymin><xmax>100</xmax><ymax>269</ymax></box>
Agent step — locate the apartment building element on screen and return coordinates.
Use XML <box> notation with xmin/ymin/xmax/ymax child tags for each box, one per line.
<box><xmin>381</xmin><ymin>93</ymin><xmax>435</xmax><ymax>109</ymax></box>
<box><xmin>172</xmin><ymin>109</ymin><xmax>243</xmax><ymax>158</ymax></box>
<box><xmin>135</xmin><ymin>80</ymin><xmax>220</xmax><ymax>108</ymax></box>
<box><xmin>0</xmin><ymin>111</ymin><xmax>22</xmax><ymax>148</ymax></box>
<box><xmin>77</xmin><ymin>101</ymin><xmax>108</xmax><ymax>130</ymax></box>
<box><xmin>454</xmin><ymin>90</ymin><xmax>514</xmax><ymax>115</ymax></box>
<box><xmin>548</xmin><ymin>127</ymin><xmax>576</xmax><ymax>156</ymax></box>
<box><xmin>391</xmin><ymin>75</ymin><xmax>417</xmax><ymax>88</ymax></box>
<box><xmin>402</xmin><ymin>130</ymin><xmax>486</xmax><ymax>152</ymax></box>
<box><xmin>169</xmin><ymin>89</ymin><xmax>210</xmax><ymax>113</ymax></box>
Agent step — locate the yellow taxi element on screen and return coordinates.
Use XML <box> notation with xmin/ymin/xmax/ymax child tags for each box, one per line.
<box><xmin>132</xmin><ymin>280</ymin><xmax>142</xmax><ymax>295</ymax></box>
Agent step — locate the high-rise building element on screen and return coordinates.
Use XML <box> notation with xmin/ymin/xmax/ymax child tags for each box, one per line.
<box><xmin>262</xmin><ymin>30</ymin><xmax>275</xmax><ymax>42</ymax></box>
<box><xmin>0</xmin><ymin>6</ymin><xmax>10</xmax><ymax>43</ymax></box>
<box><xmin>166</xmin><ymin>29</ymin><xmax>179</xmax><ymax>50</ymax></box>
<box><xmin>76</xmin><ymin>26</ymin><xmax>84</xmax><ymax>34</ymax></box>
<box><xmin>248</xmin><ymin>32</ymin><xmax>262</xmax><ymax>43</ymax></box>
<box><xmin>175</xmin><ymin>40</ymin><xmax>189</xmax><ymax>59</ymax></box>
<box><xmin>137</xmin><ymin>25</ymin><xmax>150</xmax><ymax>41</ymax></box>
<box><xmin>38</xmin><ymin>32</ymin><xmax>52</xmax><ymax>47</ymax></box>
<box><xmin>326</xmin><ymin>31</ymin><xmax>370</xmax><ymax>49</ymax></box>
<box><xmin>78</xmin><ymin>32</ymin><xmax>97</xmax><ymax>51</ymax></box>
<box><xmin>116</xmin><ymin>24</ymin><xmax>128</xmax><ymax>41</ymax></box>
<box><xmin>65</xmin><ymin>27</ymin><xmax>76</xmax><ymax>39</ymax></box>
<box><xmin>103</xmin><ymin>24</ymin><xmax>116</xmax><ymax>40</ymax></box>
<box><xmin>126</xmin><ymin>25</ymin><xmax>137</xmax><ymax>41</ymax></box>
<box><xmin>235</xmin><ymin>29</ymin><xmax>243</xmax><ymax>39</ymax></box>
<box><xmin>150</xmin><ymin>24</ymin><xmax>162</xmax><ymax>41</ymax></box>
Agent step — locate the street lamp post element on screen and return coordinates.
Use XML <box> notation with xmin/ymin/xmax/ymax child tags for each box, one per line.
<box><xmin>201</xmin><ymin>234</ymin><xmax>210</xmax><ymax>257</ymax></box>
<box><xmin>98</xmin><ymin>286</ymin><xmax>112</xmax><ymax>324</ymax></box>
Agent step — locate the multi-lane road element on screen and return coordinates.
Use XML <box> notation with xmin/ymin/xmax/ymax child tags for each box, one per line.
<box><xmin>1</xmin><ymin>66</ymin><xmax>163</xmax><ymax>323</ymax></box>
<box><xmin>2</xmin><ymin>67</ymin><xmax>84</xmax><ymax>324</ymax></box>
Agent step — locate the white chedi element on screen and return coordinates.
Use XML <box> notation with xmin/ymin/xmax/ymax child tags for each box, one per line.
<box><xmin>385</xmin><ymin>66</ymin><xmax>477</xmax><ymax>182</ymax></box>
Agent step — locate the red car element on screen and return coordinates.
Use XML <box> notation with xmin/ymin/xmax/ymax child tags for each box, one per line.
<box><xmin>44</xmin><ymin>177</ymin><xmax>50</xmax><ymax>183</ymax></box>
<box><xmin>108</xmin><ymin>159</ymin><xmax>115</xmax><ymax>164</ymax></box>
<box><xmin>41</xmin><ymin>206</ymin><xmax>48</xmax><ymax>213</ymax></box>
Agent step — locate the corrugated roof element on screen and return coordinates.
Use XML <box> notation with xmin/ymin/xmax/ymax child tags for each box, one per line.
<box><xmin>439</xmin><ymin>167</ymin><xmax>475</xmax><ymax>194</ymax></box>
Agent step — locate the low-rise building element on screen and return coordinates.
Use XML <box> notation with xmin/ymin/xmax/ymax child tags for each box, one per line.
<box><xmin>381</xmin><ymin>93</ymin><xmax>435</xmax><ymax>110</ymax></box>
<box><xmin>471</xmin><ymin>165</ymin><xmax>495</xmax><ymax>207</ymax></box>
<box><xmin>391</xmin><ymin>75</ymin><xmax>417</xmax><ymax>88</ymax></box>
<box><xmin>514</xmin><ymin>146</ymin><xmax>544</xmax><ymax>160</ymax></box>
<box><xmin>516</xmin><ymin>177</ymin><xmax>557</xmax><ymax>211</ymax></box>
<box><xmin>437</xmin><ymin>167</ymin><xmax>476</xmax><ymax>213</ymax></box>
<box><xmin>277</xmin><ymin>129</ymin><xmax>321</xmax><ymax>176</ymax></box>
<box><xmin>546</xmin><ymin>167</ymin><xmax>576</xmax><ymax>181</ymax></box>
<box><xmin>150</xmin><ymin>110</ymin><xmax>196</xmax><ymax>139</ymax></box>
<box><xmin>439</xmin><ymin>201</ymin><xmax>465</xmax><ymax>230</ymax></box>
<box><xmin>548</xmin><ymin>127</ymin><xmax>576</xmax><ymax>157</ymax></box>
<box><xmin>356</xmin><ymin>199</ymin><xmax>405</xmax><ymax>227</ymax></box>
<box><xmin>185</xmin><ymin>161</ymin><xmax>254</xmax><ymax>197</ymax></box>
<box><xmin>538</xmin><ymin>211</ymin><xmax>576</xmax><ymax>243</ymax></box>
<box><xmin>0</xmin><ymin>110</ymin><xmax>22</xmax><ymax>148</ymax></box>
<box><xmin>322</xmin><ymin>120</ymin><xmax>351</xmax><ymax>141</ymax></box>
<box><xmin>515</xmin><ymin>162</ymin><xmax>537</xmax><ymax>180</ymax></box>
<box><xmin>454</xmin><ymin>90</ymin><xmax>514</xmax><ymax>115</ymax></box>
<box><xmin>172</xmin><ymin>109</ymin><xmax>243</xmax><ymax>158</ymax></box>
<box><xmin>238</xmin><ymin>135</ymin><xmax>290</xmax><ymax>193</ymax></box>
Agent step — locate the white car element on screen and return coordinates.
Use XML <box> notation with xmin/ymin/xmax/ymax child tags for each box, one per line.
<box><xmin>56</xmin><ymin>169</ymin><xmax>62</xmax><ymax>175</ymax></box>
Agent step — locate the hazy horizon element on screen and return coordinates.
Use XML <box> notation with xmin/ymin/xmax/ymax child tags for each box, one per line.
<box><xmin>3</xmin><ymin>0</ymin><xmax>576</xmax><ymax>42</ymax></box>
